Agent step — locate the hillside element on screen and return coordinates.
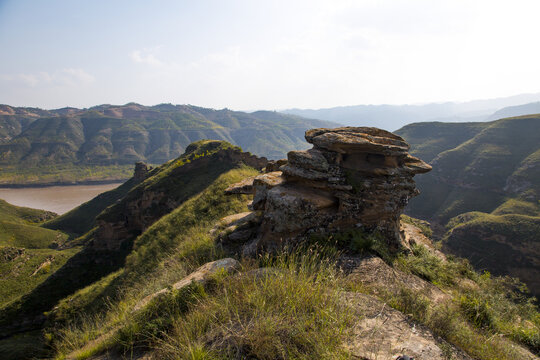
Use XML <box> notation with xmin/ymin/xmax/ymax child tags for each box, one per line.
<box><xmin>396</xmin><ymin>115</ymin><xmax>540</xmax><ymax>296</ymax></box>
<box><xmin>0</xmin><ymin>200</ymin><xmax>78</xmax><ymax>311</ymax></box>
<box><xmin>1</xmin><ymin>129</ymin><xmax>539</xmax><ymax>360</ymax></box>
<box><xmin>0</xmin><ymin>140</ymin><xmax>266</xmax><ymax>353</ymax></box>
<box><xmin>0</xmin><ymin>103</ymin><xmax>336</xmax><ymax>185</ymax></box>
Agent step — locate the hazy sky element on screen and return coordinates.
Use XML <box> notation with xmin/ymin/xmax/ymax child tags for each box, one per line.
<box><xmin>1</xmin><ymin>0</ymin><xmax>540</xmax><ymax>110</ymax></box>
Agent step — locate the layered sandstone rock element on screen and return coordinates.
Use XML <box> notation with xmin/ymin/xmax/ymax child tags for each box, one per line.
<box><xmin>224</xmin><ymin>127</ymin><xmax>431</xmax><ymax>254</ymax></box>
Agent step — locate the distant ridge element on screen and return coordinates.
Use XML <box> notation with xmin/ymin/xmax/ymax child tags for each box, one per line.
<box><xmin>0</xmin><ymin>103</ymin><xmax>338</xmax><ymax>185</ymax></box>
<box><xmin>283</xmin><ymin>92</ymin><xmax>540</xmax><ymax>130</ymax></box>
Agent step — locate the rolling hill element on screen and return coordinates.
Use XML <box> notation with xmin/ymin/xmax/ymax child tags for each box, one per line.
<box><xmin>0</xmin><ymin>103</ymin><xmax>337</xmax><ymax>185</ymax></box>
<box><xmin>0</xmin><ymin>200</ymin><xmax>78</xmax><ymax>312</ymax></box>
<box><xmin>1</xmin><ymin>135</ymin><xmax>538</xmax><ymax>360</ymax></box>
<box><xmin>396</xmin><ymin>114</ymin><xmax>540</xmax><ymax>296</ymax></box>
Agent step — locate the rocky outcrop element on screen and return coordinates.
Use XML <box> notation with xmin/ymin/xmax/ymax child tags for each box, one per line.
<box><xmin>223</xmin><ymin>127</ymin><xmax>431</xmax><ymax>254</ymax></box>
<box><xmin>133</xmin><ymin>162</ymin><xmax>151</xmax><ymax>181</ymax></box>
<box><xmin>92</xmin><ymin>147</ymin><xmax>267</xmax><ymax>251</ymax></box>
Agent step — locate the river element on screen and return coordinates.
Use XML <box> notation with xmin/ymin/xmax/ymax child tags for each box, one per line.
<box><xmin>0</xmin><ymin>182</ymin><xmax>125</xmax><ymax>215</ymax></box>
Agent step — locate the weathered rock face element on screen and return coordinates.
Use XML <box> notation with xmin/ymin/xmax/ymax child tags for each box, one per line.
<box><xmin>91</xmin><ymin>148</ymin><xmax>267</xmax><ymax>251</ymax></box>
<box><xmin>133</xmin><ymin>161</ymin><xmax>151</xmax><ymax>181</ymax></box>
<box><xmin>224</xmin><ymin>127</ymin><xmax>431</xmax><ymax>254</ymax></box>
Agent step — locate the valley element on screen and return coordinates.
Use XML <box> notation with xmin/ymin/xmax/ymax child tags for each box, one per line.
<box><xmin>0</xmin><ymin>110</ymin><xmax>538</xmax><ymax>360</ymax></box>
<box><xmin>0</xmin><ymin>104</ymin><xmax>336</xmax><ymax>186</ymax></box>
<box><xmin>396</xmin><ymin>114</ymin><xmax>540</xmax><ymax>297</ymax></box>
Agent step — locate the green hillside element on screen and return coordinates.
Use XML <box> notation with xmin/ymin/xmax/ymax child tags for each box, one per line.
<box><xmin>0</xmin><ymin>199</ymin><xmax>64</xmax><ymax>249</ymax></box>
<box><xmin>396</xmin><ymin>114</ymin><xmax>540</xmax><ymax>296</ymax></box>
<box><xmin>0</xmin><ymin>140</ymin><xmax>264</xmax><ymax>343</ymax></box>
<box><xmin>0</xmin><ymin>103</ymin><xmax>337</xmax><ymax>185</ymax></box>
<box><xmin>398</xmin><ymin>115</ymin><xmax>540</xmax><ymax>222</ymax></box>
<box><xmin>0</xmin><ymin>200</ymin><xmax>78</xmax><ymax>311</ymax></box>
<box><xmin>1</xmin><ymin>137</ymin><xmax>539</xmax><ymax>360</ymax></box>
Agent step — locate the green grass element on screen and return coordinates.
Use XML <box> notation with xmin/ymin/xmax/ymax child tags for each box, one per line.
<box><xmin>0</xmin><ymin>199</ymin><xmax>67</xmax><ymax>249</ymax></box>
<box><xmin>44</xmin><ymin>204</ymin><xmax>540</xmax><ymax>360</ymax></box>
<box><xmin>396</xmin><ymin>121</ymin><xmax>487</xmax><ymax>162</ymax></box>
<box><xmin>0</xmin><ymin>199</ymin><xmax>77</xmax><ymax>309</ymax></box>
<box><xmin>401</xmin><ymin>214</ymin><xmax>433</xmax><ymax>237</ymax></box>
<box><xmin>0</xmin><ymin>221</ymin><xmax>68</xmax><ymax>249</ymax></box>
<box><xmin>0</xmin><ymin>246</ymin><xmax>80</xmax><ymax>309</ymax></box>
<box><xmin>0</xmin><ymin>199</ymin><xmax>56</xmax><ymax>224</ymax></box>
<box><xmin>51</xmin><ymin>250</ymin><xmax>353</xmax><ymax>360</ymax></box>
<box><xmin>388</xmin><ymin>241</ymin><xmax>540</xmax><ymax>358</ymax></box>
<box><xmin>492</xmin><ymin>198</ymin><xmax>540</xmax><ymax>216</ymax></box>
<box><xmin>46</xmin><ymin>166</ymin><xmax>259</xmax><ymax>332</ymax></box>
<box><xmin>0</xmin><ymin>330</ymin><xmax>48</xmax><ymax>360</ymax></box>
<box><xmin>401</xmin><ymin>116</ymin><xmax>540</xmax><ymax>223</ymax></box>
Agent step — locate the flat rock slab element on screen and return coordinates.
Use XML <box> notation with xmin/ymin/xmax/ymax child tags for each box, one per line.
<box><xmin>305</xmin><ymin>127</ymin><xmax>410</xmax><ymax>155</ymax></box>
<box><xmin>344</xmin><ymin>255</ymin><xmax>449</xmax><ymax>304</ymax></box>
<box><xmin>342</xmin><ymin>292</ymin><xmax>473</xmax><ymax>360</ymax></box>
<box><xmin>225</xmin><ymin>176</ymin><xmax>256</xmax><ymax>194</ymax></box>
<box><xmin>218</xmin><ymin>212</ymin><xmax>257</xmax><ymax>228</ymax></box>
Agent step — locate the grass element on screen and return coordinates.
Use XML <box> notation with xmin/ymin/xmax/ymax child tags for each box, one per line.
<box><xmin>46</xmin><ymin>209</ymin><xmax>540</xmax><ymax>360</ymax></box>
<box><xmin>0</xmin><ymin>247</ymin><xmax>80</xmax><ymax>309</ymax></box>
<box><xmin>0</xmin><ymin>198</ymin><xmax>65</xmax><ymax>250</ymax></box>
<box><xmin>46</xmin><ymin>166</ymin><xmax>259</xmax><ymax>335</ymax></box>
<box><xmin>0</xmin><ymin>221</ymin><xmax>68</xmax><ymax>249</ymax></box>
<box><xmin>392</xmin><ymin>241</ymin><xmax>540</xmax><ymax>357</ymax></box>
<box><xmin>51</xmin><ymin>249</ymin><xmax>353</xmax><ymax>360</ymax></box>
<box><xmin>0</xmin><ymin>199</ymin><xmax>56</xmax><ymax>224</ymax></box>
<box><xmin>402</xmin><ymin>115</ymin><xmax>540</xmax><ymax>224</ymax></box>
<box><xmin>0</xmin><ymin>199</ymin><xmax>78</xmax><ymax>310</ymax></box>
<box><xmin>401</xmin><ymin>214</ymin><xmax>433</xmax><ymax>238</ymax></box>
<box><xmin>0</xmin><ymin>330</ymin><xmax>48</xmax><ymax>360</ymax></box>
<box><xmin>492</xmin><ymin>198</ymin><xmax>540</xmax><ymax>216</ymax></box>
<box><xmin>395</xmin><ymin>243</ymin><xmax>475</xmax><ymax>287</ymax></box>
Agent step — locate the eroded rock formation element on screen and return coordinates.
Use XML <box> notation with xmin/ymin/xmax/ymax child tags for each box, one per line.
<box><xmin>133</xmin><ymin>161</ymin><xmax>151</xmax><ymax>181</ymax></box>
<box><xmin>92</xmin><ymin>147</ymin><xmax>267</xmax><ymax>251</ymax></box>
<box><xmin>223</xmin><ymin>127</ymin><xmax>431</xmax><ymax>254</ymax></box>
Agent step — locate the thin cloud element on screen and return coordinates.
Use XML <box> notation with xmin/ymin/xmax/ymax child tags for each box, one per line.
<box><xmin>130</xmin><ymin>49</ymin><xmax>164</xmax><ymax>67</ymax></box>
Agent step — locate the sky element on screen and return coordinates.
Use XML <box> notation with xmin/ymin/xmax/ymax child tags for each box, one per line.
<box><xmin>1</xmin><ymin>0</ymin><xmax>540</xmax><ymax>110</ymax></box>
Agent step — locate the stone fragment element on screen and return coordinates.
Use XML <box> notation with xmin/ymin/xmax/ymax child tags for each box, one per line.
<box><xmin>252</xmin><ymin>171</ymin><xmax>285</xmax><ymax>209</ymax></box>
<box><xmin>224</xmin><ymin>176</ymin><xmax>256</xmax><ymax>195</ymax></box>
<box><xmin>265</xmin><ymin>159</ymin><xmax>287</xmax><ymax>172</ymax></box>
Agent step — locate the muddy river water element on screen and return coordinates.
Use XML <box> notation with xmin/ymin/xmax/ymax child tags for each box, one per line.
<box><xmin>0</xmin><ymin>182</ymin><xmax>124</xmax><ymax>215</ymax></box>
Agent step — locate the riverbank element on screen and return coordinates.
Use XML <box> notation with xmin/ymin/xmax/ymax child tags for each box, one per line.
<box><xmin>0</xmin><ymin>164</ymin><xmax>133</xmax><ymax>187</ymax></box>
<box><xmin>0</xmin><ymin>182</ymin><xmax>125</xmax><ymax>214</ymax></box>
<box><xmin>0</xmin><ymin>179</ymin><xmax>129</xmax><ymax>189</ymax></box>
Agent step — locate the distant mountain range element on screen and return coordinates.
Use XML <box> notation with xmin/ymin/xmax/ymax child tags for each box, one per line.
<box><xmin>283</xmin><ymin>93</ymin><xmax>540</xmax><ymax>130</ymax></box>
<box><xmin>0</xmin><ymin>103</ymin><xmax>337</xmax><ymax>185</ymax></box>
